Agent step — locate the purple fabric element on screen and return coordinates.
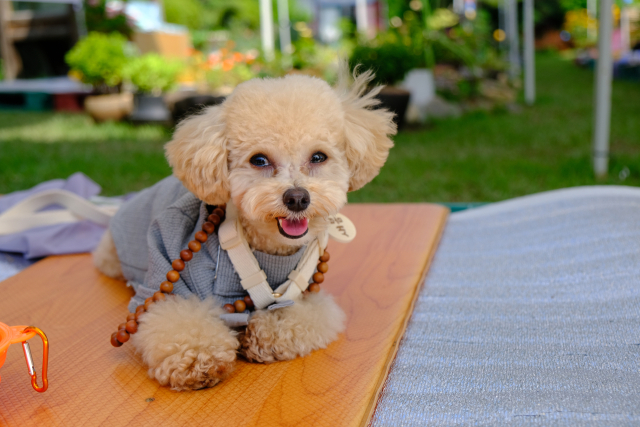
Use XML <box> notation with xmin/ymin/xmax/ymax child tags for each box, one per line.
<box><xmin>0</xmin><ymin>172</ymin><xmax>101</xmax><ymax>212</ymax></box>
<box><xmin>0</xmin><ymin>173</ymin><xmax>107</xmax><ymax>259</ymax></box>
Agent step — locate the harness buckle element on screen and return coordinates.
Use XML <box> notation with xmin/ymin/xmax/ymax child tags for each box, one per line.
<box><xmin>240</xmin><ymin>270</ymin><xmax>268</xmax><ymax>290</ymax></box>
<box><xmin>220</xmin><ymin>233</ymin><xmax>242</xmax><ymax>250</ymax></box>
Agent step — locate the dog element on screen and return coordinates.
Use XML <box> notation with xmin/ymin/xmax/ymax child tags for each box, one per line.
<box><xmin>93</xmin><ymin>68</ymin><xmax>396</xmax><ymax>391</ymax></box>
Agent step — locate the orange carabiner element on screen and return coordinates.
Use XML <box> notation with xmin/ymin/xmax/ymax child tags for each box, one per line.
<box><xmin>21</xmin><ymin>326</ymin><xmax>48</xmax><ymax>393</ymax></box>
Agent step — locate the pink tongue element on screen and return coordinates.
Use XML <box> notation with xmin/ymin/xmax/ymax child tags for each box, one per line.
<box><xmin>280</xmin><ymin>218</ymin><xmax>308</xmax><ymax>236</ymax></box>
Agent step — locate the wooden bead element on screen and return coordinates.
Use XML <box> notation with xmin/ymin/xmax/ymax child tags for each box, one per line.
<box><xmin>180</xmin><ymin>249</ymin><xmax>193</xmax><ymax>262</ymax></box>
<box><xmin>223</xmin><ymin>304</ymin><xmax>236</xmax><ymax>313</ymax></box>
<box><xmin>202</xmin><ymin>221</ymin><xmax>215</xmax><ymax>234</ymax></box>
<box><xmin>313</xmin><ymin>272</ymin><xmax>324</xmax><ymax>283</ymax></box>
<box><xmin>207</xmin><ymin>214</ymin><xmax>221</xmax><ymax>226</ymax></box>
<box><xmin>135</xmin><ymin>310</ymin><xmax>145</xmax><ymax>322</ymax></box>
<box><xmin>135</xmin><ymin>305</ymin><xmax>146</xmax><ymax>313</ymax></box>
<box><xmin>153</xmin><ymin>291</ymin><xmax>166</xmax><ymax>302</ymax></box>
<box><xmin>118</xmin><ymin>322</ymin><xmax>127</xmax><ymax>331</ymax></box>
<box><xmin>234</xmin><ymin>300</ymin><xmax>247</xmax><ymax>312</ymax></box>
<box><xmin>244</xmin><ymin>296</ymin><xmax>254</xmax><ymax>309</ymax></box>
<box><xmin>317</xmin><ymin>262</ymin><xmax>329</xmax><ymax>274</ymax></box>
<box><xmin>116</xmin><ymin>329</ymin><xmax>130</xmax><ymax>343</ymax></box>
<box><xmin>144</xmin><ymin>297</ymin><xmax>154</xmax><ymax>310</ymax></box>
<box><xmin>308</xmin><ymin>283</ymin><xmax>321</xmax><ymax>293</ymax></box>
<box><xmin>195</xmin><ymin>231</ymin><xmax>208</xmax><ymax>243</ymax></box>
<box><xmin>172</xmin><ymin>259</ymin><xmax>185</xmax><ymax>272</ymax></box>
<box><xmin>213</xmin><ymin>208</ymin><xmax>225</xmax><ymax>218</ymax></box>
<box><xmin>125</xmin><ymin>320</ymin><xmax>138</xmax><ymax>334</ymax></box>
<box><xmin>111</xmin><ymin>332</ymin><xmax>123</xmax><ymax>347</ymax></box>
<box><xmin>219</xmin><ymin>203</ymin><xmax>227</xmax><ymax>210</ymax></box>
<box><xmin>319</xmin><ymin>251</ymin><xmax>330</xmax><ymax>262</ymax></box>
<box><xmin>126</xmin><ymin>313</ymin><xmax>136</xmax><ymax>322</ymax></box>
<box><xmin>188</xmin><ymin>240</ymin><xmax>201</xmax><ymax>252</ymax></box>
<box><xmin>160</xmin><ymin>281</ymin><xmax>174</xmax><ymax>293</ymax></box>
<box><xmin>166</xmin><ymin>270</ymin><xmax>180</xmax><ymax>283</ymax></box>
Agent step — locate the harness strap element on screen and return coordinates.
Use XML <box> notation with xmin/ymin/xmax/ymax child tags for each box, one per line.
<box><xmin>218</xmin><ymin>201</ymin><xmax>327</xmax><ymax>309</ymax></box>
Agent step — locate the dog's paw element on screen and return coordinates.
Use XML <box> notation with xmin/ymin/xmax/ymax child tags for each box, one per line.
<box><xmin>240</xmin><ymin>292</ymin><xmax>346</xmax><ymax>363</ymax></box>
<box><xmin>147</xmin><ymin>343</ymin><xmax>236</xmax><ymax>391</ymax></box>
<box><xmin>131</xmin><ymin>295</ymin><xmax>239</xmax><ymax>391</ymax></box>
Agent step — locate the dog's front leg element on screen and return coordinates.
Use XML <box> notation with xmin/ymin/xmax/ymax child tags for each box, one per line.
<box><xmin>240</xmin><ymin>292</ymin><xmax>346</xmax><ymax>363</ymax></box>
<box><xmin>131</xmin><ymin>296</ymin><xmax>239</xmax><ymax>391</ymax></box>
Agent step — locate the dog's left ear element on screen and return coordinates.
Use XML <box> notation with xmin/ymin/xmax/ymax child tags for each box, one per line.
<box><xmin>165</xmin><ymin>105</ymin><xmax>230</xmax><ymax>205</ymax></box>
<box><xmin>339</xmin><ymin>70</ymin><xmax>396</xmax><ymax>192</ymax></box>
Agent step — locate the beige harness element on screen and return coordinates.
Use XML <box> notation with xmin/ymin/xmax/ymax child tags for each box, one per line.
<box><xmin>218</xmin><ymin>201</ymin><xmax>355</xmax><ymax>309</ymax></box>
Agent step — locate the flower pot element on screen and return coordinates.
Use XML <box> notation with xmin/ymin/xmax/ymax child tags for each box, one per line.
<box><xmin>54</xmin><ymin>94</ymin><xmax>85</xmax><ymax>112</ymax></box>
<box><xmin>375</xmin><ymin>86</ymin><xmax>411</xmax><ymax>129</ymax></box>
<box><xmin>172</xmin><ymin>95</ymin><xmax>226</xmax><ymax>124</ymax></box>
<box><xmin>400</xmin><ymin>68</ymin><xmax>435</xmax><ymax>123</ymax></box>
<box><xmin>128</xmin><ymin>94</ymin><xmax>171</xmax><ymax>124</ymax></box>
<box><xmin>84</xmin><ymin>93</ymin><xmax>133</xmax><ymax>122</ymax></box>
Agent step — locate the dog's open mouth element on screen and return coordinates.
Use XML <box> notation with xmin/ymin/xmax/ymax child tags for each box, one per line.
<box><xmin>276</xmin><ymin>217</ymin><xmax>309</xmax><ymax>239</ymax></box>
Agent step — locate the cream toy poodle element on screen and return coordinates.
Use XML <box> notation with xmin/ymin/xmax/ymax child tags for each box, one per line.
<box><xmin>93</xmin><ymin>68</ymin><xmax>396</xmax><ymax>391</ymax></box>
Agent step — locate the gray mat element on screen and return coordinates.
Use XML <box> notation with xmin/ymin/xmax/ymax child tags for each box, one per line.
<box><xmin>371</xmin><ymin>186</ymin><xmax>640</xmax><ymax>426</ymax></box>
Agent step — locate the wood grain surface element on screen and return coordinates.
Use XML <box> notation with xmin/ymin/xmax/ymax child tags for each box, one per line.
<box><xmin>0</xmin><ymin>204</ymin><xmax>448</xmax><ymax>427</ymax></box>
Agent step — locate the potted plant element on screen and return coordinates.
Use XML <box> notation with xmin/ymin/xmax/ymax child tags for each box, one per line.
<box><xmin>65</xmin><ymin>32</ymin><xmax>133</xmax><ymax>121</ymax></box>
<box><xmin>399</xmin><ymin>6</ymin><xmax>456</xmax><ymax>123</ymax></box>
<box><xmin>349</xmin><ymin>41</ymin><xmax>418</xmax><ymax>127</ymax></box>
<box><xmin>123</xmin><ymin>53</ymin><xmax>184</xmax><ymax>124</ymax></box>
<box><xmin>169</xmin><ymin>47</ymin><xmax>256</xmax><ymax>124</ymax></box>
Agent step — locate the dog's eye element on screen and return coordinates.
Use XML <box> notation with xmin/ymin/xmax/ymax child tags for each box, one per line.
<box><xmin>310</xmin><ymin>152</ymin><xmax>327</xmax><ymax>163</ymax></box>
<box><xmin>250</xmin><ymin>154</ymin><xmax>271</xmax><ymax>167</ymax></box>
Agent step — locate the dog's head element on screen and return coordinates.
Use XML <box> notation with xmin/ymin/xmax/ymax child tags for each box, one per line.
<box><xmin>165</xmin><ymin>72</ymin><xmax>395</xmax><ymax>253</ymax></box>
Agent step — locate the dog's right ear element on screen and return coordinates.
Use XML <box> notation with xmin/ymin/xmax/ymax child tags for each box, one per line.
<box><xmin>337</xmin><ymin>63</ymin><xmax>396</xmax><ymax>192</ymax></box>
<box><xmin>165</xmin><ymin>105</ymin><xmax>230</xmax><ymax>205</ymax></box>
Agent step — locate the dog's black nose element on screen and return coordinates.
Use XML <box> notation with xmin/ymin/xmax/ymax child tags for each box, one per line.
<box><xmin>283</xmin><ymin>188</ymin><xmax>310</xmax><ymax>212</ymax></box>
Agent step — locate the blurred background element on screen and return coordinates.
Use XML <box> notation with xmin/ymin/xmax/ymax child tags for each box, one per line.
<box><xmin>0</xmin><ymin>0</ymin><xmax>638</xmax><ymax>205</ymax></box>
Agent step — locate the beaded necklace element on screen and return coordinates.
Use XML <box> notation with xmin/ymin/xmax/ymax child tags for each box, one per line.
<box><xmin>111</xmin><ymin>205</ymin><xmax>330</xmax><ymax>347</ymax></box>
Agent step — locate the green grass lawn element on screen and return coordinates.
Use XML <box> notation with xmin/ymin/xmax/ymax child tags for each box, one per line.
<box><xmin>1</xmin><ymin>53</ymin><xmax>638</xmax><ymax>202</ymax></box>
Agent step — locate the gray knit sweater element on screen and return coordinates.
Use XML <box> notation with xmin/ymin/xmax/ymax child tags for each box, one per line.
<box><xmin>110</xmin><ymin>176</ymin><xmax>305</xmax><ymax>312</ymax></box>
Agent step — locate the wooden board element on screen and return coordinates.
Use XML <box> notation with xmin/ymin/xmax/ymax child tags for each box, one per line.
<box><xmin>0</xmin><ymin>204</ymin><xmax>448</xmax><ymax>427</ymax></box>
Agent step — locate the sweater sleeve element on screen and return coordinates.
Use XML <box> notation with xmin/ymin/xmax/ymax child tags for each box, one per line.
<box><xmin>127</xmin><ymin>206</ymin><xmax>198</xmax><ymax>312</ymax></box>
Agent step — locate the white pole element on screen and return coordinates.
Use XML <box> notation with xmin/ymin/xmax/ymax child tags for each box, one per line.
<box><xmin>453</xmin><ymin>0</ymin><xmax>463</xmax><ymax>14</ymax></box>
<box><xmin>260</xmin><ymin>0</ymin><xmax>275</xmax><ymax>62</ymax></box>
<box><xmin>276</xmin><ymin>0</ymin><xmax>292</xmax><ymax>66</ymax></box>
<box><xmin>593</xmin><ymin>0</ymin><xmax>613</xmax><ymax>178</ymax></box>
<box><xmin>355</xmin><ymin>0</ymin><xmax>368</xmax><ymax>35</ymax></box>
<box><xmin>523</xmin><ymin>0</ymin><xmax>535</xmax><ymax>105</ymax></box>
<box><xmin>505</xmin><ymin>0</ymin><xmax>521</xmax><ymax>79</ymax></box>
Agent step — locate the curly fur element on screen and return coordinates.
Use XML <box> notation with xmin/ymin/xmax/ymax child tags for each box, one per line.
<box><xmin>164</xmin><ymin>73</ymin><xmax>395</xmax><ymax>255</ymax></box>
<box><xmin>131</xmin><ymin>296</ymin><xmax>239</xmax><ymax>391</ymax></box>
<box><xmin>339</xmin><ymin>70</ymin><xmax>396</xmax><ymax>192</ymax></box>
<box><xmin>95</xmin><ymin>71</ymin><xmax>395</xmax><ymax>390</ymax></box>
<box><xmin>240</xmin><ymin>292</ymin><xmax>346</xmax><ymax>363</ymax></box>
<box><xmin>92</xmin><ymin>229</ymin><xmax>124</xmax><ymax>280</ymax></box>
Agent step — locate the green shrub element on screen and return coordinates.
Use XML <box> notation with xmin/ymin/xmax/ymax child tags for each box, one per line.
<box><xmin>123</xmin><ymin>54</ymin><xmax>184</xmax><ymax>94</ymax></box>
<box><xmin>207</xmin><ymin>63</ymin><xmax>256</xmax><ymax>91</ymax></box>
<box><xmin>163</xmin><ymin>0</ymin><xmax>204</xmax><ymax>30</ymax></box>
<box><xmin>65</xmin><ymin>32</ymin><xmax>129</xmax><ymax>91</ymax></box>
<box><xmin>349</xmin><ymin>42</ymin><xmax>419</xmax><ymax>86</ymax></box>
<box><xmin>85</xmin><ymin>0</ymin><xmax>132</xmax><ymax>37</ymax></box>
